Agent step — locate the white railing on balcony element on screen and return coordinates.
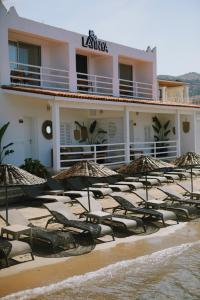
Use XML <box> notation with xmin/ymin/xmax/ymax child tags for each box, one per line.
<box><xmin>60</xmin><ymin>143</ymin><xmax>125</xmax><ymax>169</ymax></box>
<box><xmin>76</xmin><ymin>72</ymin><xmax>113</xmax><ymax>96</ymax></box>
<box><xmin>10</xmin><ymin>62</ymin><xmax>69</xmax><ymax>90</ymax></box>
<box><xmin>130</xmin><ymin>140</ymin><xmax>177</xmax><ymax>160</ymax></box>
<box><xmin>119</xmin><ymin>79</ymin><xmax>153</xmax><ymax>99</ymax></box>
<box><xmin>58</xmin><ymin>140</ymin><xmax>177</xmax><ymax>169</ymax></box>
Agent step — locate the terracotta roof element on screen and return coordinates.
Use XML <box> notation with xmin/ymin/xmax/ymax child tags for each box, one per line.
<box><xmin>2</xmin><ymin>85</ymin><xmax>200</xmax><ymax>109</ymax></box>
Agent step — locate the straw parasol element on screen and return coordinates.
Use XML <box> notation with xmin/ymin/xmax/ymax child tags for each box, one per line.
<box><xmin>0</xmin><ymin>164</ymin><xmax>46</xmax><ymax>225</ymax></box>
<box><xmin>53</xmin><ymin>161</ymin><xmax>118</xmax><ymax>211</ymax></box>
<box><xmin>119</xmin><ymin>155</ymin><xmax>174</xmax><ymax>203</ymax></box>
<box><xmin>174</xmin><ymin>152</ymin><xmax>200</xmax><ymax>195</ymax></box>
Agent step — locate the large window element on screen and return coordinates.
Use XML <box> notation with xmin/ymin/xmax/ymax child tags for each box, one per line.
<box><xmin>9</xmin><ymin>41</ymin><xmax>41</xmax><ymax>86</ymax></box>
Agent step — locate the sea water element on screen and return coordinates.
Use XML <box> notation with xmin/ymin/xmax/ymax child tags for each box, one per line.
<box><xmin>3</xmin><ymin>240</ymin><xmax>200</xmax><ymax>300</ymax></box>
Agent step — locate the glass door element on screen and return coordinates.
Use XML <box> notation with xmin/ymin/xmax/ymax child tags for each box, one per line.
<box><xmin>119</xmin><ymin>63</ymin><xmax>133</xmax><ymax>97</ymax></box>
<box><xmin>76</xmin><ymin>54</ymin><xmax>88</xmax><ymax>91</ymax></box>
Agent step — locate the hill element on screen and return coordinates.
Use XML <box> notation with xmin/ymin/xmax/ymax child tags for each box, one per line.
<box><xmin>158</xmin><ymin>72</ymin><xmax>200</xmax><ymax>97</ymax></box>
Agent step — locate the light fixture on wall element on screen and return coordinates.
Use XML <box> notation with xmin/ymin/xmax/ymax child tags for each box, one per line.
<box><xmin>99</xmin><ymin>110</ymin><xmax>104</xmax><ymax>115</ymax></box>
<box><xmin>18</xmin><ymin>119</ymin><xmax>23</xmax><ymax>124</ymax></box>
<box><xmin>46</xmin><ymin>103</ymin><xmax>51</xmax><ymax>111</ymax></box>
<box><xmin>136</xmin><ymin>112</ymin><xmax>139</xmax><ymax>116</ymax></box>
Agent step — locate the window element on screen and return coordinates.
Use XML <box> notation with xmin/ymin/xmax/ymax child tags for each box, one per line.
<box><xmin>60</xmin><ymin>123</ymin><xmax>71</xmax><ymax>145</ymax></box>
<box><xmin>9</xmin><ymin>41</ymin><xmax>41</xmax><ymax>86</ymax></box>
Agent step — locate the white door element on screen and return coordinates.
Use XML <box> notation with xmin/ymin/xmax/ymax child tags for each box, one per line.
<box><xmin>23</xmin><ymin>117</ymin><xmax>33</xmax><ymax>159</ymax></box>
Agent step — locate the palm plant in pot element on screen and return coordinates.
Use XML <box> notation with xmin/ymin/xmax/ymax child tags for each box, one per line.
<box><xmin>152</xmin><ymin>116</ymin><xmax>171</xmax><ymax>157</ymax></box>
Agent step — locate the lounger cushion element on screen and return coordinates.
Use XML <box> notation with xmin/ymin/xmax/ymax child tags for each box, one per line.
<box><xmin>8</xmin><ymin>240</ymin><xmax>32</xmax><ymax>258</ymax></box>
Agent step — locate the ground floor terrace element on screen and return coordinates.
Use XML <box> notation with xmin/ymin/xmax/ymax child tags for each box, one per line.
<box><xmin>1</xmin><ymin>87</ymin><xmax>200</xmax><ymax>171</ymax></box>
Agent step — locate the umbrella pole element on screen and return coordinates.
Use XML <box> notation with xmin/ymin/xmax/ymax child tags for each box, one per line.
<box><xmin>5</xmin><ymin>184</ymin><xmax>8</xmax><ymax>226</ymax></box>
<box><xmin>87</xmin><ymin>186</ymin><xmax>91</xmax><ymax>212</ymax></box>
<box><xmin>191</xmin><ymin>166</ymin><xmax>193</xmax><ymax>198</ymax></box>
<box><xmin>145</xmin><ymin>172</ymin><xmax>148</xmax><ymax>207</ymax></box>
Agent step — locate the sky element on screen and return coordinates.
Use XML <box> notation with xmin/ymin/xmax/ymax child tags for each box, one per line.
<box><xmin>2</xmin><ymin>0</ymin><xmax>200</xmax><ymax>76</ymax></box>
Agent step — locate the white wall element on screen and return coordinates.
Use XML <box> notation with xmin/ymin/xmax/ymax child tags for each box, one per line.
<box><xmin>0</xmin><ymin>93</ymin><xmax>52</xmax><ymax>166</ymax></box>
<box><xmin>180</xmin><ymin>114</ymin><xmax>195</xmax><ymax>154</ymax></box>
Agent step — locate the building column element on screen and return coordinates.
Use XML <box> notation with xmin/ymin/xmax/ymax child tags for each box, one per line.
<box><xmin>123</xmin><ymin>107</ymin><xmax>130</xmax><ymax>164</ymax></box>
<box><xmin>193</xmin><ymin>111</ymin><xmax>197</xmax><ymax>153</ymax></box>
<box><xmin>68</xmin><ymin>44</ymin><xmax>77</xmax><ymax>92</ymax></box>
<box><xmin>161</xmin><ymin>87</ymin><xmax>167</xmax><ymax>102</ymax></box>
<box><xmin>0</xmin><ymin>26</ymin><xmax>10</xmax><ymax>85</ymax></box>
<box><xmin>176</xmin><ymin>110</ymin><xmax>181</xmax><ymax>156</ymax></box>
<box><xmin>112</xmin><ymin>55</ymin><xmax>119</xmax><ymax>97</ymax></box>
<box><xmin>183</xmin><ymin>86</ymin><xmax>189</xmax><ymax>103</ymax></box>
<box><xmin>52</xmin><ymin>103</ymin><xmax>60</xmax><ymax>172</ymax></box>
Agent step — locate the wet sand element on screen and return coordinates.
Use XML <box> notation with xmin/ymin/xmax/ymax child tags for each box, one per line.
<box><xmin>1</xmin><ymin>220</ymin><xmax>200</xmax><ymax>298</ymax></box>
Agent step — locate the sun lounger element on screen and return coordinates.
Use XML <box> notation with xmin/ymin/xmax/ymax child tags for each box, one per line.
<box><xmin>76</xmin><ymin>196</ymin><xmax>146</xmax><ymax>232</ymax></box>
<box><xmin>150</xmin><ymin>172</ymin><xmax>180</xmax><ymax>182</ymax></box>
<box><xmin>0</xmin><ymin>236</ymin><xmax>34</xmax><ymax>267</ymax></box>
<box><xmin>143</xmin><ymin>176</ymin><xmax>168</xmax><ymax>184</ymax></box>
<box><xmin>63</xmin><ymin>190</ymin><xmax>95</xmax><ymax>199</ymax></box>
<box><xmin>92</xmin><ymin>182</ymin><xmax>130</xmax><ymax>192</ymax></box>
<box><xmin>82</xmin><ymin>187</ymin><xmax>113</xmax><ymax>198</ymax></box>
<box><xmin>177</xmin><ymin>182</ymin><xmax>200</xmax><ymax>199</ymax></box>
<box><xmin>0</xmin><ymin>209</ymin><xmax>76</xmax><ymax>251</ymax></box>
<box><xmin>110</xmin><ymin>195</ymin><xmax>178</xmax><ymax>225</ymax></box>
<box><xmin>125</xmin><ymin>177</ymin><xmax>159</xmax><ymax>187</ymax></box>
<box><xmin>115</xmin><ymin>181</ymin><xmax>143</xmax><ymax>190</ymax></box>
<box><xmin>132</xmin><ymin>190</ymin><xmax>167</xmax><ymax>208</ymax></box>
<box><xmin>22</xmin><ymin>185</ymin><xmax>73</xmax><ymax>204</ymax></box>
<box><xmin>44</xmin><ymin>202</ymin><xmax>115</xmax><ymax>241</ymax></box>
<box><xmin>167</xmin><ymin>171</ymin><xmax>190</xmax><ymax>180</ymax></box>
<box><xmin>157</xmin><ymin>186</ymin><xmax>200</xmax><ymax>207</ymax></box>
<box><xmin>133</xmin><ymin>190</ymin><xmax>191</xmax><ymax>219</ymax></box>
<box><xmin>174</xmin><ymin>168</ymin><xmax>200</xmax><ymax>176</ymax></box>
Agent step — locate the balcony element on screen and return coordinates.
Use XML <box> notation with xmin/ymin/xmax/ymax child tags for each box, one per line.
<box><xmin>76</xmin><ymin>72</ymin><xmax>113</xmax><ymax>95</ymax></box>
<box><xmin>10</xmin><ymin>62</ymin><xmax>69</xmax><ymax>90</ymax></box>
<box><xmin>119</xmin><ymin>79</ymin><xmax>153</xmax><ymax>99</ymax></box>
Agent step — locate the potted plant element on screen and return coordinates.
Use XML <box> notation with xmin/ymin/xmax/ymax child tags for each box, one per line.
<box><xmin>0</xmin><ymin>122</ymin><xmax>14</xmax><ymax>164</ymax></box>
<box><xmin>152</xmin><ymin>116</ymin><xmax>171</xmax><ymax>157</ymax></box>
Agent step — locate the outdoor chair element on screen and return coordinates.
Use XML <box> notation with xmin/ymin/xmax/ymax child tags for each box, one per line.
<box><xmin>110</xmin><ymin>195</ymin><xmax>178</xmax><ymax>226</ymax></box>
<box><xmin>82</xmin><ymin>187</ymin><xmax>113</xmax><ymax>198</ymax></box>
<box><xmin>76</xmin><ymin>196</ymin><xmax>146</xmax><ymax>232</ymax></box>
<box><xmin>150</xmin><ymin>172</ymin><xmax>180</xmax><ymax>183</ymax></box>
<box><xmin>157</xmin><ymin>186</ymin><xmax>200</xmax><ymax>207</ymax></box>
<box><xmin>44</xmin><ymin>202</ymin><xmax>115</xmax><ymax>241</ymax></box>
<box><xmin>124</xmin><ymin>177</ymin><xmax>159</xmax><ymax>187</ymax></box>
<box><xmin>177</xmin><ymin>182</ymin><xmax>200</xmax><ymax>199</ymax></box>
<box><xmin>0</xmin><ymin>209</ymin><xmax>76</xmax><ymax>251</ymax></box>
<box><xmin>92</xmin><ymin>182</ymin><xmax>131</xmax><ymax>192</ymax></box>
<box><xmin>0</xmin><ymin>236</ymin><xmax>34</xmax><ymax>267</ymax></box>
<box><xmin>22</xmin><ymin>185</ymin><xmax>73</xmax><ymax>205</ymax></box>
<box><xmin>133</xmin><ymin>190</ymin><xmax>192</xmax><ymax>219</ymax></box>
<box><xmin>142</xmin><ymin>175</ymin><xmax>168</xmax><ymax>184</ymax></box>
<box><xmin>167</xmin><ymin>170</ymin><xmax>190</xmax><ymax>180</ymax></box>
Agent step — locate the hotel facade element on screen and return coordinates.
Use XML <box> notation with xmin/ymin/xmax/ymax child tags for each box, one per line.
<box><xmin>0</xmin><ymin>1</ymin><xmax>200</xmax><ymax>172</ymax></box>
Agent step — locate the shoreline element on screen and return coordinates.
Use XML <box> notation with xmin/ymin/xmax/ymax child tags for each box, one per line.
<box><xmin>1</xmin><ymin>220</ymin><xmax>200</xmax><ymax>298</ymax></box>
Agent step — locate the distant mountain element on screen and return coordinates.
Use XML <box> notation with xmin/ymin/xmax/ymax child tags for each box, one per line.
<box><xmin>158</xmin><ymin>72</ymin><xmax>200</xmax><ymax>97</ymax></box>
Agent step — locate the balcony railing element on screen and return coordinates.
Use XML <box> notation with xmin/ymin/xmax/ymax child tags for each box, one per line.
<box><xmin>10</xmin><ymin>62</ymin><xmax>69</xmax><ymax>90</ymax></box>
<box><xmin>119</xmin><ymin>79</ymin><xmax>153</xmax><ymax>99</ymax></box>
<box><xmin>59</xmin><ymin>140</ymin><xmax>177</xmax><ymax>169</ymax></box>
<box><xmin>77</xmin><ymin>72</ymin><xmax>113</xmax><ymax>96</ymax></box>
<box><xmin>130</xmin><ymin>140</ymin><xmax>178</xmax><ymax>160</ymax></box>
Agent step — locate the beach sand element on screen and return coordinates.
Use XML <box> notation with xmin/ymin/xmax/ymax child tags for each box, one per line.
<box><xmin>0</xmin><ymin>180</ymin><xmax>200</xmax><ymax>298</ymax></box>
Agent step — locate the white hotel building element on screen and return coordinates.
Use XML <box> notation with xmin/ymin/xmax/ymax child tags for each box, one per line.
<box><xmin>0</xmin><ymin>1</ymin><xmax>200</xmax><ymax>171</ymax></box>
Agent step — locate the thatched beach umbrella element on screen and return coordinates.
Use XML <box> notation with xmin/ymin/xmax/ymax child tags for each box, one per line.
<box><xmin>53</xmin><ymin>160</ymin><xmax>118</xmax><ymax>211</ymax></box>
<box><xmin>0</xmin><ymin>164</ymin><xmax>46</xmax><ymax>225</ymax></box>
<box><xmin>119</xmin><ymin>155</ymin><xmax>174</xmax><ymax>203</ymax></box>
<box><xmin>175</xmin><ymin>152</ymin><xmax>200</xmax><ymax>195</ymax></box>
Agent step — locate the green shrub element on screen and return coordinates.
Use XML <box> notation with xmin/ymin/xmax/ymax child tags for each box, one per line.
<box><xmin>20</xmin><ymin>158</ymin><xmax>48</xmax><ymax>178</ymax></box>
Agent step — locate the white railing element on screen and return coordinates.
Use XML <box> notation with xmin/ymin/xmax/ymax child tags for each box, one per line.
<box><xmin>10</xmin><ymin>61</ymin><xmax>69</xmax><ymax>90</ymax></box>
<box><xmin>119</xmin><ymin>79</ymin><xmax>153</xmax><ymax>99</ymax></box>
<box><xmin>76</xmin><ymin>72</ymin><xmax>113</xmax><ymax>96</ymax></box>
<box><xmin>58</xmin><ymin>140</ymin><xmax>177</xmax><ymax>169</ymax></box>
<box><xmin>59</xmin><ymin>143</ymin><xmax>125</xmax><ymax>169</ymax></box>
<box><xmin>130</xmin><ymin>140</ymin><xmax>177</xmax><ymax>160</ymax></box>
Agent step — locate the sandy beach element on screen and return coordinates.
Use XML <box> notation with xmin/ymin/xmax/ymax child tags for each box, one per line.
<box><xmin>0</xmin><ymin>180</ymin><xmax>200</xmax><ymax>298</ymax></box>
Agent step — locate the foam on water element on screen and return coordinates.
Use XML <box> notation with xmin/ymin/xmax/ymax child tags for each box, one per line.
<box><xmin>2</xmin><ymin>240</ymin><xmax>200</xmax><ymax>300</ymax></box>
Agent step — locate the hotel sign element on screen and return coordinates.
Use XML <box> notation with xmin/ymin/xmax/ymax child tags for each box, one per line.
<box><xmin>82</xmin><ymin>30</ymin><xmax>108</xmax><ymax>53</ymax></box>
